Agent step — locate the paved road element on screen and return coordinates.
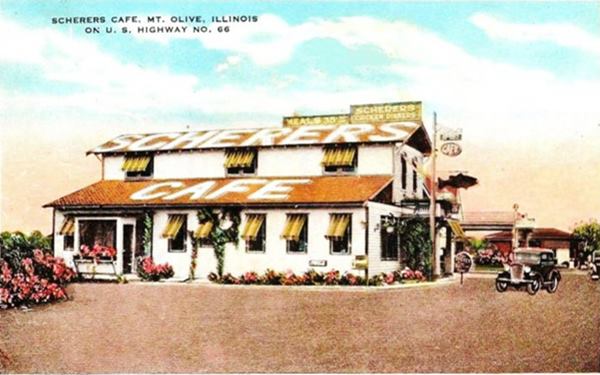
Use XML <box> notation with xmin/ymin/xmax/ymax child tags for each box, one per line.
<box><xmin>1</xmin><ymin>274</ymin><xmax>599</xmax><ymax>373</ymax></box>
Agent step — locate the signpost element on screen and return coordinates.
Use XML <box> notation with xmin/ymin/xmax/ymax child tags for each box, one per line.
<box><xmin>454</xmin><ymin>251</ymin><xmax>473</xmax><ymax>285</ymax></box>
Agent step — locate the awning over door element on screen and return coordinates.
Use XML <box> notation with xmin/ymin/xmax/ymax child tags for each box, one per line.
<box><xmin>448</xmin><ymin>219</ymin><xmax>467</xmax><ymax>240</ymax></box>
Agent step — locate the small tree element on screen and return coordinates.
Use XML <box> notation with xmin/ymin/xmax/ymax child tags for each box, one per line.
<box><xmin>397</xmin><ymin>217</ymin><xmax>432</xmax><ymax>279</ymax></box>
<box><xmin>468</xmin><ymin>238</ymin><xmax>487</xmax><ymax>254</ymax></box>
<box><xmin>572</xmin><ymin>220</ymin><xmax>600</xmax><ymax>258</ymax></box>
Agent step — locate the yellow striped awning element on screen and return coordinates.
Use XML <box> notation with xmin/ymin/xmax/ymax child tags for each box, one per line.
<box><xmin>59</xmin><ymin>217</ymin><xmax>75</xmax><ymax>236</ymax></box>
<box><xmin>325</xmin><ymin>214</ymin><xmax>351</xmax><ymax>238</ymax></box>
<box><xmin>241</xmin><ymin>214</ymin><xmax>265</xmax><ymax>240</ymax></box>
<box><xmin>122</xmin><ymin>155</ymin><xmax>151</xmax><ymax>172</ymax></box>
<box><xmin>448</xmin><ymin>220</ymin><xmax>466</xmax><ymax>240</ymax></box>
<box><xmin>224</xmin><ymin>150</ymin><xmax>255</xmax><ymax>168</ymax></box>
<box><xmin>193</xmin><ymin>221</ymin><xmax>213</xmax><ymax>239</ymax></box>
<box><xmin>281</xmin><ymin>214</ymin><xmax>307</xmax><ymax>241</ymax></box>
<box><xmin>322</xmin><ymin>147</ymin><xmax>356</xmax><ymax>167</ymax></box>
<box><xmin>162</xmin><ymin>215</ymin><xmax>186</xmax><ymax>239</ymax></box>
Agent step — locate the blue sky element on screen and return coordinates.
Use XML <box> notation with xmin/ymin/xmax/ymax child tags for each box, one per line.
<box><xmin>1</xmin><ymin>1</ymin><xmax>599</xmax><ymax>131</ymax></box>
<box><xmin>1</xmin><ymin>1</ymin><xmax>600</xmax><ymax>232</ymax></box>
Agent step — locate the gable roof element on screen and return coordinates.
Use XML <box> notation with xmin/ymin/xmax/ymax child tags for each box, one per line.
<box><xmin>45</xmin><ymin>175</ymin><xmax>393</xmax><ymax>209</ymax></box>
<box><xmin>88</xmin><ymin>123</ymin><xmax>431</xmax><ymax>155</ymax></box>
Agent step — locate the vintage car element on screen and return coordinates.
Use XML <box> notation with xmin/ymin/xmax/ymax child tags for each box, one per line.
<box><xmin>589</xmin><ymin>250</ymin><xmax>600</xmax><ymax>281</ymax></box>
<box><xmin>495</xmin><ymin>248</ymin><xmax>561</xmax><ymax>295</ymax></box>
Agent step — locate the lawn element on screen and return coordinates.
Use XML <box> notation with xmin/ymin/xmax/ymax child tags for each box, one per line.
<box><xmin>1</xmin><ymin>274</ymin><xmax>599</xmax><ymax>373</ymax></box>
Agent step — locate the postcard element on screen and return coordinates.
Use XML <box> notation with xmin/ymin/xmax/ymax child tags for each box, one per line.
<box><xmin>1</xmin><ymin>1</ymin><xmax>599</xmax><ymax>373</ymax></box>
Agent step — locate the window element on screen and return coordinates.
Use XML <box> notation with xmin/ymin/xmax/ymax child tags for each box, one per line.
<box><xmin>322</xmin><ymin>146</ymin><xmax>357</xmax><ymax>173</ymax></box>
<box><xmin>412</xmin><ymin>170</ymin><xmax>418</xmax><ymax>193</ymax></box>
<box><xmin>282</xmin><ymin>214</ymin><xmax>308</xmax><ymax>253</ymax></box>
<box><xmin>162</xmin><ymin>214</ymin><xmax>187</xmax><ymax>252</ymax></box>
<box><xmin>242</xmin><ymin>214</ymin><xmax>266</xmax><ymax>252</ymax></box>
<box><xmin>59</xmin><ymin>216</ymin><xmax>75</xmax><ymax>251</ymax></box>
<box><xmin>225</xmin><ymin>149</ymin><xmax>257</xmax><ymax>175</ymax></box>
<box><xmin>401</xmin><ymin>156</ymin><xmax>407</xmax><ymax>190</ymax></box>
<box><xmin>79</xmin><ymin>220</ymin><xmax>117</xmax><ymax>249</ymax></box>
<box><xmin>122</xmin><ymin>155</ymin><xmax>153</xmax><ymax>179</ymax></box>
<box><xmin>326</xmin><ymin>213</ymin><xmax>352</xmax><ymax>255</ymax></box>
<box><xmin>193</xmin><ymin>220</ymin><xmax>214</xmax><ymax>247</ymax></box>
<box><xmin>380</xmin><ymin>216</ymin><xmax>399</xmax><ymax>260</ymax></box>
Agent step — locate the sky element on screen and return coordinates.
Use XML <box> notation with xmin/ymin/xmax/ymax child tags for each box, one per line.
<box><xmin>1</xmin><ymin>0</ymin><xmax>599</xmax><ymax>234</ymax></box>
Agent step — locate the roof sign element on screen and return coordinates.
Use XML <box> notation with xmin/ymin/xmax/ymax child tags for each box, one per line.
<box><xmin>90</xmin><ymin>122</ymin><xmax>420</xmax><ymax>154</ymax></box>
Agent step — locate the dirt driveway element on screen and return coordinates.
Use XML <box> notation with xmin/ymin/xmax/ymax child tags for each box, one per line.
<box><xmin>1</xmin><ymin>274</ymin><xmax>599</xmax><ymax>373</ymax></box>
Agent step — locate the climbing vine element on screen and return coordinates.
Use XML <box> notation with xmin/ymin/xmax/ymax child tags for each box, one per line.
<box><xmin>189</xmin><ymin>207</ymin><xmax>241</xmax><ymax>279</ymax></box>
<box><xmin>397</xmin><ymin>217</ymin><xmax>432</xmax><ymax>279</ymax></box>
<box><xmin>142</xmin><ymin>211</ymin><xmax>153</xmax><ymax>257</ymax></box>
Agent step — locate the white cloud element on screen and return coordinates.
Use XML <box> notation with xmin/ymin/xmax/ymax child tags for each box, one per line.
<box><xmin>470</xmin><ymin>12</ymin><xmax>600</xmax><ymax>56</ymax></box>
<box><xmin>215</xmin><ymin>55</ymin><xmax>242</xmax><ymax>73</ymax></box>
<box><xmin>0</xmin><ymin>15</ymin><xmax>199</xmax><ymax>116</ymax></box>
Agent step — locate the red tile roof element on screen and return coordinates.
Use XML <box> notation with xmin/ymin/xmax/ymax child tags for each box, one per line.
<box><xmin>45</xmin><ymin>175</ymin><xmax>393</xmax><ymax>208</ymax></box>
<box><xmin>485</xmin><ymin>228</ymin><xmax>573</xmax><ymax>241</ymax></box>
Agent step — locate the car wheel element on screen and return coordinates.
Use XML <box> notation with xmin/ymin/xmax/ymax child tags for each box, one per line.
<box><xmin>495</xmin><ymin>279</ymin><xmax>508</xmax><ymax>292</ymax></box>
<box><xmin>526</xmin><ymin>276</ymin><xmax>541</xmax><ymax>295</ymax></box>
<box><xmin>546</xmin><ymin>273</ymin><xmax>559</xmax><ymax>293</ymax></box>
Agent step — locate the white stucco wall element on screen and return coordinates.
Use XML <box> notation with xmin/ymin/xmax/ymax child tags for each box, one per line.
<box><xmin>155</xmin><ymin>151</ymin><xmax>225</xmax><ymax>179</ymax></box>
<box><xmin>392</xmin><ymin>144</ymin><xmax>425</xmax><ymax>203</ymax></box>
<box><xmin>103</xmin><ymin>155</ymin><xmax>125</xmax><ymax>180</ymax></box>
<box><xmin>366</xmin><ymin>201</ymin><xmax>403</xmax><ymax>275</ymax></box>
<box><xmin>151</xmin><ymin>207</ymin><xmax>366</xmax><ymax>279</ymax></box>
<box><xmin>357</xmin><ymin>145</ymin><xmax>394</xmax><ymax>175</ymax></box>
<box><xmin>102</xmin><ymin>144</ymin><xmax>395</xmax><ymax>181</ymax></box>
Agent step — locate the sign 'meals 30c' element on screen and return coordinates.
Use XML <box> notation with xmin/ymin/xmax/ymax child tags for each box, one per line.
<box><xmin>282</xmin><ymin>101</ymin><xmax>422</xmax><ymax>127</ymax></box>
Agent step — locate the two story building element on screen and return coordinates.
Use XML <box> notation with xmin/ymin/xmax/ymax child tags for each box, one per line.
<box><xmin>46</xmin><ymin>118</ymin><xmax>435</xmax><ymax>280</ymax></box>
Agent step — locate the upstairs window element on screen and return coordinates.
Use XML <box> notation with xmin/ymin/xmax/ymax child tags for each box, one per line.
<box><xmin>241</xmin><ymin>214</ymin><xmax>266</xmax><ymax>252</ymax></box>
<box><xmin>162</xmin><ymin>214</ymin><xmax>187</xmax><ymax>252</ymax></box>
<box><xmin>281</xmin><ymin>214</ymin><xmax>308</xmax><ymax>253</ymax></box>
<box><xmin>122</xmin><ymin>155</ymin><xmax>153</xmax><ymax>179</ymax></box>
<box><xmin>326</xmin><ymin>213</ymin><xmax>352</xmax><ymax>255</ymax></box>
<box><xmin>413</xmin><ymin>170</ymin><xmax>418</xmax><ymax>193</ymax></box>
<box><xmin>322</xmin><ymin>146</ymin><xmax>357</xmax><ymax>174</ymax></box>
<box><xmin>224</xmin><ymin>149</ymin><xmax>257</xmax><ymax>175</ymax></box>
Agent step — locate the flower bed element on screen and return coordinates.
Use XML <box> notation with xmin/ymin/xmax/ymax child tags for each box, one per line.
<box><xmin>137</xmin><ymin>257</ymin><xmax>174</xmax><ymax>281</ymax></box>
<box><xmin>78</xmin><ymin>244</ymin><xmax>117</xmax><ymax>260</ymax></box>
<box><xmin>0</xmin><ymin>249</ymin><xmax>75</xmax><ymax>308</ymax></box>
<box><xmin>208</xmin><ymin>267</ymin><xmax>427</xmax><ymax>286</ymax></box>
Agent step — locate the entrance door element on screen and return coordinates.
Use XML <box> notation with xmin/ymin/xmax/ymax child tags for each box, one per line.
<box><xmin>122</xmin><ymin>224</ymin><xmax>134</xmax><ymax>274</ymax></box>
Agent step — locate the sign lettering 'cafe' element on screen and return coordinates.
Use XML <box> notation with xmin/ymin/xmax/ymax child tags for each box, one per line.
<box><xmin>130</xmin><ymin>179</ymin><xmax>311</xmax><ymax>202</ymax></box>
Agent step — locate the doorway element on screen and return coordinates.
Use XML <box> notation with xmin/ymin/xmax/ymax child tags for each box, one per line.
<box><xmin>123</xmin><ymin>224</ymin><xmax>134</xmax><ymax>274</ymax></box>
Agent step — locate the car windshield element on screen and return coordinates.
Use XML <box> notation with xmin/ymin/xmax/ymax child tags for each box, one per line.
<box><xmin>515</xmin><ymin>252</ymin><xmax>541</xmax><ymax>265</ymax></box>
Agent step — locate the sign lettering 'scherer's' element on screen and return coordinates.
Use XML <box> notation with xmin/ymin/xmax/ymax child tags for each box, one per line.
<box><xmin>91</xmin><ymin>123</ymin><xmax>418</xmax><ymax>153</ymax></box>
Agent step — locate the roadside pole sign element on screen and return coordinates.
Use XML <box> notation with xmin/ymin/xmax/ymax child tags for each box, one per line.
<box><xmin>455</xmin><ymin>251</ymin><xmax>473</xmax><ymax>285</ymax></box>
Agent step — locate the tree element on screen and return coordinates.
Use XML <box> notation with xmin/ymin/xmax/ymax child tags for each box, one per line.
<box><xmin>572</xmin><ymin>220</ymin><xmax>600</xmax><ymax>257</ymax></box>
<box><xmin>468</xmin><ymin>238</ymin><xmax>488</xmax><ymax>254</ymax></box>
